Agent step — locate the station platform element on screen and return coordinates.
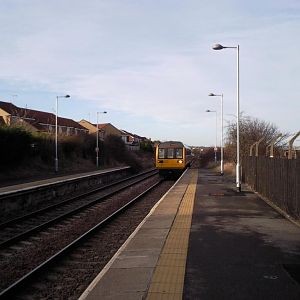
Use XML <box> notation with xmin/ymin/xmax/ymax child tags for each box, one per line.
<box><xmin>0</xmin><ymin>166</ymin><xmax>130</xmax><ymax>195</ymax></box>
<box><xmin>79</xmin><ymin>168</ymin><xmax>300</xmax><ymax>300</ymax></box>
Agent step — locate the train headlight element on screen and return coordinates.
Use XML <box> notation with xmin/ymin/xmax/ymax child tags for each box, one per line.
<box><xmin>178</xmin><ymin>160</ymin><xmax>183</xmax><ymax>164</ymax></box>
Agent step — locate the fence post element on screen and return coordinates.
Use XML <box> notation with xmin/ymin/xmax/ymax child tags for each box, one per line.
<box><xmin>250</xmin><ymin>142</ymin><xmax>256</xmax><ymax>156</ymax></box>
<box><xmin>288</xmin><ymin>131</ymin><xmax>300</xmax><ymax>159</ymax></box>
<box><xmin>254</xmin><ymin>156</ymin><xmax>258</xmax><ymax>190</ymax></box>
<box><xmin>266</xmin><ymin>134</ymin><xmax>282</xmax><ymax>158</ymax></box>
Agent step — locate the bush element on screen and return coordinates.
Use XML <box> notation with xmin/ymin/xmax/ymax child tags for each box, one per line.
<box><xmin>0</xmin><ymin>126</ymin><xmax>145</xmax><ymax>175</ymax></box>
<box><xmin>140</xmin><ymin>140</ymin><xmax>154</xmax><ymax>153</ymax></box>
<box><xmin>0</xmin><ymin>126</ymin><xmax>33</xmax><ymax>170</ymax></box>
<box><xmin>31</xmin><ymin>133</ymin><xmax>54</xmax><ymax>163</ymax></box>
<box><xmin>199</xmin><ymin>147</ymin><xmax>216</xmax><ymax>167</ymax></box>
<box><xmin>103</xmin><ymin>135</ymin><xmax>142</xmax><ymax>171</ymax></box>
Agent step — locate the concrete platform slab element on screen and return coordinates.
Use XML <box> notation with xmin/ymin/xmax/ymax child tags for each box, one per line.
<box><xmin>111</xmin><ymin>250</ymin><xmax>161</xmax><ymax>268</ymax></box>
<box><xmin>79</xmin><ymin>169</ymin><xmax>196</xmax><ymax>300</ymax></box>
<box><xmin>184</xmin><ymin>169</ymin><xmax>300</xmax><ymax>300</ymax></box>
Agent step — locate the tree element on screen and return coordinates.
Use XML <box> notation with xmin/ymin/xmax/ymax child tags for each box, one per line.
<box><xmin>225</xmin><ymin>115</ymin><xmax>286</xmax><ymax>161</ymax></box>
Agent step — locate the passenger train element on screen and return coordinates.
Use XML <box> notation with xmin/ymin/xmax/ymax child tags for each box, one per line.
<box><xmin>155</xmin><ymin>141</ymin><xmax>193</xmax><ymax>177</ymax></box>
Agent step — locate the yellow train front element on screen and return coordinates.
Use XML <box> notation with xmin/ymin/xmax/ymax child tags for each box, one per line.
<box><xmin>155</xmin><ymin>141</ymin><xmax>192</xmax><ymax>178</ymax></box>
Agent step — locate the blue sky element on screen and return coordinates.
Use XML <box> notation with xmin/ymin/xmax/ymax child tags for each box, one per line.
<box><xmin>0</xmin><ymin>0</ymin><xmax>299</xmax><ymax>146</ymax></box>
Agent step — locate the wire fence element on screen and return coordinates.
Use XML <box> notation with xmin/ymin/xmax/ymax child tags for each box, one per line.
<box><xmin>242</xmin><ymin>156</ymin><xmax>300</xmax><ymax>220</ymax></box>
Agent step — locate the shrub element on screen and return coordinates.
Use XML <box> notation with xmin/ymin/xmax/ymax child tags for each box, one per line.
<box><xmin>140</xmin><ymin>140</ymin><xmax>154</xmax><ymax>153</ymax></box>
<box><xmin>103</xmin><ymin>135</ymin><xmax>142</xmax><ymax>171</ymax></box>
<box><xmin>0</xmin><ymin>126</ymin><xmax>33</xmax><ymax>169</ymax></box>
<box><xmin>31</xmin><ymin>133</ymin><xmax>54</xmax><ymax>163</ymax></box>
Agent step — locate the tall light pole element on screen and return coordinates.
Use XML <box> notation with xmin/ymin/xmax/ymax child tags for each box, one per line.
<box><xmin>212</xmin><ymin>43</ymin><xmax>240</xmax><ymax>191</ymax></box>
<box><xmin>209</xmin><ymin>93</ymin><xmax>224</xmax><ymax>175</ymax></box>
<box><xmin>206</xmin><ymin>109</ymin><xmax>218</xmax><ymax>163</ymax></box>
<box><xmin>55</xmin><ymin>95</ymin><xmax>70</xmax><ymax>172</ymax></box>
<box><xmin>96</xmin><ymin>111</ymin><xmax>107</xmax><ymax>168</ymax></box>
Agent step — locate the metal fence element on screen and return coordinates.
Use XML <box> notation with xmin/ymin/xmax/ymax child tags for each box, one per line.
<box><xmin>242</xmin><ymin>156</ymin><xmax>300</xmax><ymax>219</ymax></box>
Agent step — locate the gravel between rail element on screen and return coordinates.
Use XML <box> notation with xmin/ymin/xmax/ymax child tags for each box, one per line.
<box><xmin>0</xmin><ymin>175</ymin><xmax>174</xmax><ymax>299</ymax></box>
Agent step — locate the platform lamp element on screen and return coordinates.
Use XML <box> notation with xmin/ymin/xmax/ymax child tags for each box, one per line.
<box><xmin>55</xmin><ymin>95</ymin><xmax>70</xmax><ymax>172</ymax></box>
<box><xmin>212</xmin><ymin>43</ymin><xmax>241</xmax><ymax>191</ymax></box>
<box><xmin>206</xmin><ymin>109</ymin><xmax>218</xmax><ymax>163</ymax></box>
<box><xmin>96</xmin><ymin>111</ymin><xmax>107</xmax><ymax>168</ymax></box>
<box><xmin>209</xmin><ymin>93</ymin><xmax>224</xmax><ymax>175</ymax></box>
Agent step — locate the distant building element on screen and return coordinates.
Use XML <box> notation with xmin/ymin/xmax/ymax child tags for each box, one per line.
<box><xmin>0</xmin><ymin>100</ymin><xmax>88</xmax><ymax>136</ymax></box>
<box><xmin>78</xmin><ymin>120</ymin><xmax>122</xmax><ymax>140</ymax></box>
<box><xmin>120</xmin><ymin>129</ymin><xmax>150</xmax><ymax>151</ymax></box>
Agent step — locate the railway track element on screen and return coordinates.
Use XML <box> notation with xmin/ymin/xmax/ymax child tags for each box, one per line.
<box><xmin>0</xmin><ymin>170</ymin><xmax>173</xmax><ymax>299</ymax></box>
<box><xmin>0</xmin><ymin>169</ymin><xmax>157</xmax><ymax>248</ymax></box>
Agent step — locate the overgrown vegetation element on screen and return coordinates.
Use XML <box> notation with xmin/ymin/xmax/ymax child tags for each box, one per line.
<box><xmin>192</xmin><ymin>147</ymin><xmax>217</xmax><ymax>168</ymax></box>
<box><xmin>0</xmin><ymin>126</ymin><xmax>33</xmax><ymax>169</ymax></box>
<box><xmin>0</xmin><ymin>126</ymin><xmax>152</xmax><ymax>178</ymax></box>
<box><xmin>103</xmin><ymin>135</ymin><xmax>142</xmax><ymax>172</ymax></box>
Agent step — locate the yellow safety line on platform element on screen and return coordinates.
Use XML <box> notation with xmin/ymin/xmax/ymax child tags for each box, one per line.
<box><xmin>146</xmin><ymin>169</ymin><xmax>198</xmax><ymax>300</ymax></box>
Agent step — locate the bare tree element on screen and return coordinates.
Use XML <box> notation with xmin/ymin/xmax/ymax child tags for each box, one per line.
<box><xmin>225</xmin><ymin>114</ymin><xmax>287</xmax><ymax>161</ymax></box>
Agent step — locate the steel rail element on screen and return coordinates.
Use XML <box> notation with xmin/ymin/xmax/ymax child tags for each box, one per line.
<box><xmin>0</xmin><ymin>180</ymin><xmax>163</xmax><ymax>299</ymax></box>
<box><xmin>0</xmin><ymin>169</ymin><xmax>158</xmax><ymax>249</ymax></box>
<box><xmin>0</xmin><ymin>168</ymin><xmax>157</xmax><ymax>229</ymax></box>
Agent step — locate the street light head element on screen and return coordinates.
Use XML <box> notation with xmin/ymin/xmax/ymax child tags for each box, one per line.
<box><xmin>212</xmin><ymin>43</ymin><xmax>224</xmax><ymax>50</ymax></box>
<box><xmin>206</xmin><ymin>110</ymin><xmax>211</xmax><ymax>112</ymax></box>
<box><xmin>208</xmin><ymin>93</ymin><xmax>215</xmax><ymax>96</ymax></box>
<box><xmin>103</xmin><ymin>111</ymin><xmax>107</xmax><ymax>114</ymax></box>
<box><xmin>57</xmin><ymin>94</ymin><xmax>70</xmax><ymax>99</ymax></box>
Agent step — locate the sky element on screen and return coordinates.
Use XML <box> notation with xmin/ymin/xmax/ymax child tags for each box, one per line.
<box><xmin>0</xmin><ymin>0</ymin><xmax>299</xmax><ymax>146</ymax></box>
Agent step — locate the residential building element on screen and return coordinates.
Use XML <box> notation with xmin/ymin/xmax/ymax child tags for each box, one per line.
<box><xmin>0</xmin><ymin>100</ymin><xmax>88</xmax><ymax>136</ymax></box>
<box><xmin>120</xmin><ymin>129</ymin><xmax>150</xmax><ymax>151</ymax></box>
<box><xmin>79</xmin><ymin>120</ymin><xmax>122</xmax><ymax>140</ymax></box>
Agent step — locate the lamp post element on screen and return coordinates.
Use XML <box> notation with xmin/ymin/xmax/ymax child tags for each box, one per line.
<box><xmin>209</xmin><ymin>93</ymin><xmax>224</xmax><ymax>175</ymax></box>
<box><xmin>206</xmin><ymin>109</ymin><xmax>218</xmax><ymax>163</ymax></box>
<box><xmin>212</xmin><ymin>43</ymin><xmax>240</xmax><ymax>191</ymax></box>
<box><xmin>55</xmin><ymin>95</ymin><xmax>70</xmax><ymax>173</ymax></box>
<box><xmin>96</xmin><ymin>111</ymin><xmax>107</xmax><ymax>168</ymax></box>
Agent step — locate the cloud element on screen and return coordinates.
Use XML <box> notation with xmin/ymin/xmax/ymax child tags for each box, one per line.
<box><xmin>0</xmin><ymin>0</ymin><xmax>299</xmax><ymax>145</ymax></box>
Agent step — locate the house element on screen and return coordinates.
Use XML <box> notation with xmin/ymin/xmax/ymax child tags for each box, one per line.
<box><xmin>120</xmin><ymin>129</ymin><xmax>150</xmax><ymax>151</ymax></box>
<box><xmin>0</xmin><ymin>100</ymin><xmax>88</xmax><ymax>136</ymax></box>
<box><xmin>78</xmin><ymin>120</ymin><xmax>122</xmax><ymax>140</ymax></box>
<box><xmin>120</xmin><ymin>130</ymin><xmax>136</xmax><ymax>145</ymax></box>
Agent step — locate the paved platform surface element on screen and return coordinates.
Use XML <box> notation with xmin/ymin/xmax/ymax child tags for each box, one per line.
<box><xmin>79</xmin><ymin>168</ymin><xmax>300</xmax><ymax>300</ymax></box>
<box><xmin>184</xmin><ymin>169</ymin><xmax>300</xmax><ymax>300</ymax></box>
<box><xmin>0</xmin><ymin>166</ymin><xmax>130</xmax><ymax>194</ymax></box>
<box><xmin>79</xmin><ymin>169</ymin><xmax>197</xmax><ymax>300</ymax></box>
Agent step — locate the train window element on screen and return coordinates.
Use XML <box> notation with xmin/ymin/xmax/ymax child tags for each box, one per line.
<box><xmin>158</xmin><ymin>148</ymin><xmax>165</xmax><ymax>159</ymax></box>
<box><xmin>167</xmin><ymin>148</ymin><xmax>174</xmax><ymax>158</ymax></box>
<box><xmin>175</xmin><ymin>148</ymin><xmax>183</xmax><ymax>158</ymax></box>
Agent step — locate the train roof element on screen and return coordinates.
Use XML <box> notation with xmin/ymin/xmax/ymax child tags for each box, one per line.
<box><xmin>157</xmin><ymin>141</ymin><xmax>184</xmax><ymax>148</ymax></box>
